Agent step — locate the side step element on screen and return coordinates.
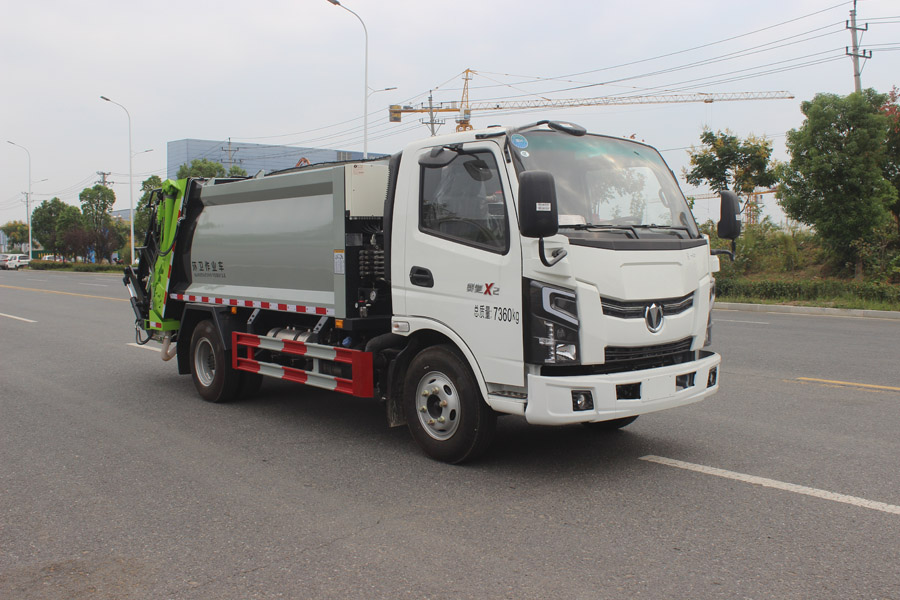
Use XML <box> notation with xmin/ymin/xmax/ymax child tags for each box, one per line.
<box><xmin>232</xmin><ymin>332</ymin><xmax>373</xmax><ymax>397</ymax></box>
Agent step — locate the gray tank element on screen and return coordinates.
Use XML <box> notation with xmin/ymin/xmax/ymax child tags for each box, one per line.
<box><xmin>182</xmin><ymin>162</ymin><xmax>388</xmax><ymax>318</ymax></box>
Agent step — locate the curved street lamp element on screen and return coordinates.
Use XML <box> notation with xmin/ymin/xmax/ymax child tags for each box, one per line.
<box><xmin>7</xmin><ymin>140</ymin><xmax>32</xmax><ymax>258</ymax></box>
<box><xmin>100</xmin><ymin>95</ymin><xmax>135</xmax><ymax>264</ymax></box>
<box><xmin>326</xmin><ymin>0</ymin><xmax>369</xmax><ymax>159</ymax></box>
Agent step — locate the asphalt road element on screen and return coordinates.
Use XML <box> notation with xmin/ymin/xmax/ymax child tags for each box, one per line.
<box><xmin>1</xmin><ymin>270</ymin><xmax>899</xmax><ymax>599</ymax></box>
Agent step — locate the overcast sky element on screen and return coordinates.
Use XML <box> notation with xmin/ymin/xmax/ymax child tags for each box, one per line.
<box><xmin>2</xmin><ymin>0</ymin><xmax>898</xmax><ymax>228</ymax></box>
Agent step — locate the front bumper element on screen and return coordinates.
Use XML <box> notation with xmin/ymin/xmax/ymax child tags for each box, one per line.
<box><xmin>524</xmin><ymin>351</ymin><xmax>721</xmax><ymax>425</ymax></box>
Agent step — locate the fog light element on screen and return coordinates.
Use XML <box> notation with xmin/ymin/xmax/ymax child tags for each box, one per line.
<box><xmin>707</xmin><ymin>367</ymin><xmax>718</xmax><ymax>388</ymax></box>
<box><xmin>572</xmin><ymin>390</ymin><xmax>594</xmax><ymax>412</ymax></box>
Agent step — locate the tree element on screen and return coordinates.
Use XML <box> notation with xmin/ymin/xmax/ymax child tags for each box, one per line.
<box><xmin>177</xmin><ymin>159</ymin><xmax>226</xmax><ymax>179</ymax></box>
<box><xmin>31</xmin><ymin>197</ymin><xmax>68</xmax><ymax>256</ymax></box>
<box><xmin>684</xmin><ymin>129</ymin><xmax>777</xmax><ymax>198</ymax></box>
<box><xmin>134</xmin><ymin>175</ymin><xmax>163</xmax><ymax>243</ymax></box>
<box><xmin>56</xmin><ymin>205</ymin><xmax>87</xmax><ymax>260</ymax></box>
<box><xmin>227</xmin><ymin>165</ymin><xmax>247</xmax><ymax>177</ymax></box>
<box><xmin>1</xmin><ymin>220</ymin><xmax>29</xmax><ymax>251</ymax></box>
<box><xmin>881</xmin><ymin>86</ymin><xmax>900</xmax><ymax>229</ymax></box>
<box><xmin>79</xmin><ymin>185</ymin><xmax>116</xmax><ymax>231</ymax></box>
<box><xmin>777</xmin><ymin>90</ymin><xmax>897</xmax><ymax>273</ymax></box>
<box><xmin>79</xmin><ymin>184</ymin><xmax>119</xmax><ymax>262</ymax></box>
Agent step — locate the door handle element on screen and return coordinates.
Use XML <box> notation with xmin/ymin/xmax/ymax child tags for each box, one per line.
<box><xmin>409</xmin><ymin>266</ymin><xmax>434</xmax><ymax>288</ymax></box>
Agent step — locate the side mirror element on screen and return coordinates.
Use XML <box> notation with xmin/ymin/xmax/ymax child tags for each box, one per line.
<box><xmin>518</xmin><ymin>171</ymin><xmax>566</xmax><ymax>267</ymax></box>
<box><xmin>717</xmin><ymin>190</ymin><xmax>742</xmax><ymax>240</ymax></box>
<box><xmin>518</xmin><ymin>171</ymin><xmax>559</xmax><ymax>239</ymax></box>
<box><xmin>418</xmin><ymin>147</ymin><xmax>457</xmax><ymax>168</ymax></box>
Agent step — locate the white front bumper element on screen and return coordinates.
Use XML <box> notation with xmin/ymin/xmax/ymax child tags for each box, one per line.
<box><xmin>524</xmin><ymin>351</ymin><xmax>721</xmax><ymax>425</ymax></box>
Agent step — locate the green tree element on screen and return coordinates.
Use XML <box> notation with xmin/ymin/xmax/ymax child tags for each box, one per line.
<box><xmin>177</xmin><ymin>158</ymin><xmax>227</xmax><ymax>178</ymax></box>
<box><xmin>227</xmin><ymin>165</ymin><xmax>247</xmax><ymax>177</ymax></box>
<box><xmin>31</xmin><ymin>197</ymin><xmax>68</xmax><ymax>256</ymax></box>
<box><xmin>1</xmin><ymin>220</ymin><xmax>29</xmax><ymax>251</ymax></box>
<box><xmin>79</xmin><ymin>184</ymin><xmax>117</xmax><ymax>231</ymax></box>
<box><xmin>79</xmin><ymin>184</ymin><xmax>119</xmax><ymax>262</ymax></box>
<box><xmin>881</xmin><ymin>86</ymin><xmax>900</xmax><ymax>229</ymax></box>
<box><xmin>777</xmin><ymin>90</ymin><xmax>897</xmax><ymax>273</ymax></box>
<box><xmin>684</xmin><ymin>129</ymin><xmax>777</xmax><ymax>197</ymax></box>
<box><xmin>134</xmin><ymin>174</ymin><xmax>163</xmax><ymax>243</ymax></box>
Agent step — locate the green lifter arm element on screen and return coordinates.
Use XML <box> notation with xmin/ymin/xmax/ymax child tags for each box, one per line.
<box><xmin>123</xmin><ymin>178</ymin><xmax>189</xmax><ymax>336</ymax></box>
<box><xmin>147</xmin><ymin>179</ymin><xmax>188</xmax><ymax>331</ymax></box>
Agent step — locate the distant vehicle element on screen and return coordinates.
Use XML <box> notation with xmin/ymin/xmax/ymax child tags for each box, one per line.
<box><xmin>40</xmin><ymin>255</ymin><xmax>65</xmax><ymax>262</ymax></box>
<box><xmin>0</xmin><ymin>254</ymin><xmax>30</xmax><ymax>270</ymax></box>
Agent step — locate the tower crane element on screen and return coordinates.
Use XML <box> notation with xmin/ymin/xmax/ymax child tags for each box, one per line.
<box><xmin>389</xmin><ymin>68</ymin><xmax>795</xmax><ymax>133</ymax></box>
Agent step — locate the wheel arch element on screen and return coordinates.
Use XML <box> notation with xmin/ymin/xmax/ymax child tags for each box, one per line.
<box><xmin>176</xmin><ymin>304</ymin><xmax>243</xmax><ymax>375</ymax></box>
<box><xmin>399</xmin><ymin>318</ymin><xmax>490</xmax><ymax>399</ymax></box>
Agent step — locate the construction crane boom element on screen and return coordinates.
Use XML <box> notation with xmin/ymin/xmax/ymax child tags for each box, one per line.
<box><xmin>390</xmin><ymin>69</ymin><xmax>795</xmax><ymax>133</ymax></box>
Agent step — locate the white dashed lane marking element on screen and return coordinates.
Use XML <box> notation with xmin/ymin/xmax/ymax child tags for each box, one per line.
<box><xmin>0</xmin><ymin>312</ymin><xmax>36</xmax><ymax>323</ymax></box>
<box><xmin>640</xmin><ymin>455</ymin><xmax>900</xmax><ymax>516</ymax></box>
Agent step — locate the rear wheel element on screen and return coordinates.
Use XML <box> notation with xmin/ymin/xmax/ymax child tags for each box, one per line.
<box><xmin>403</xmin><ymin>345</ymin><xmax>496</xmax><ymax>464</ymax></box>
<box><xmin>189</xmin><ymin>320</ymin><xmax>242</xmax><ymax>403</ymax></box>
<box><xmin>583</xmin><ymin>415</ymin><xmax>638</xmax><ymax>430</ymax></box>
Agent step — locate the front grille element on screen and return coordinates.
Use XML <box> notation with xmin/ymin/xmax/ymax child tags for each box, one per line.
<box><xmin>605</xmin><ymin>337</ymin><xmax>694</xmax><ymax>363</ymax></box>
<box><xmin>541</xmin><ymin>338</ymin><xmax>696</xmax><ymax>377</ymax></box>
<box><xmin>601</xmin><ymin>292</ymin><xmax>694</xmax><ymax>319</ymax></box>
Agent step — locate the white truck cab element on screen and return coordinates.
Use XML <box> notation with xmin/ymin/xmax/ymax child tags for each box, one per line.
<box><xmin>389</xmin><ymin>122</ymin><xmax>739</xmax><ymax>453</ymax></box>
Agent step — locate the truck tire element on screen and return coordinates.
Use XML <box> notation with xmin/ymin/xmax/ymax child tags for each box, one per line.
<box><xmin>403</xmin><ymin>345</ymin><xmax>496</xmax><ymax>464</ymax></box>
<box><xmin>189</xmin><ymin>320</ymin><xmax>242</xmax><ymax>403</ymax></box>
<box><xmin>583</xmin><ymin>415</ymin><xmax>638</xmax><ymax>430</ymax></box>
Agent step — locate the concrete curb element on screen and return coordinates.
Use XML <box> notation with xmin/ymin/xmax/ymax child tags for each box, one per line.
<box><xmin>715</xmin><ymin>302</ymin><xmax>900</xmax><ymax>320</ymax></box>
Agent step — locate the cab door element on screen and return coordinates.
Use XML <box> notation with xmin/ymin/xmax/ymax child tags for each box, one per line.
<box><xmin>401</xmin><ymin>142</ymin><xmax>524</xmax><ymax>387</ymax></box>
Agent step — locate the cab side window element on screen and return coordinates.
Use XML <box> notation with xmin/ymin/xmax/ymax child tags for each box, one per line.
<box><xmin>420</xmin><ymin>151</ymin><xmax>508</xmax><ymax>253</ymax></box>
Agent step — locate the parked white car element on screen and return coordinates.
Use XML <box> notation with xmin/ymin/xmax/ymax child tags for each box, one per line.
<box><xmin>0</xmin><ymin>254</ymin><xmax>30</xmax><ymax>270</ymax></box>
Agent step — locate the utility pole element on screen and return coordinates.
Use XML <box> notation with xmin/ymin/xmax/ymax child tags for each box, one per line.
<box><xmin>420</xmin><ymin>91</ymin><xmax>444</xmax><ymax>137</ymax></box>
<box><xmin>96</xmin><ymin>171</ymin><xmax>113</xmax><ymax>187</ymax></box>
<box><xmin>846</xmin><ymin>0</ymin><xmax>872</xmax><ymax>93</ymax></box>
<box><xmin>222</xmin><ymin>138</ymin><xmax>238</xmax><ymax>169</ymax></box>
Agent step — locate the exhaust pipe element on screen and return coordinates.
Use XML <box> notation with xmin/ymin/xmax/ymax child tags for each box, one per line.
<box><xmin>160</xmin><ymin>331</ymin><xmax>177</xmax><ymax>362</ymax></box>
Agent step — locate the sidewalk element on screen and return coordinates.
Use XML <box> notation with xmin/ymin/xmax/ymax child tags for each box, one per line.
<box><xmin>715</xmin><ymin>302</ymin><xmax>900</xmax><ymax>320</ymax></box>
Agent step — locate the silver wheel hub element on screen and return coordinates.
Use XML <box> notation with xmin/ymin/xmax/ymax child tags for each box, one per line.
<box><xmin>194</xmin><ymin>338</ymin><xmax>216</xmax><ymax>387</ymax></box>
<box><xmin>415</xmin><ymin>371</ymin><xmax>460</xmax><ymax>441</ymax></box>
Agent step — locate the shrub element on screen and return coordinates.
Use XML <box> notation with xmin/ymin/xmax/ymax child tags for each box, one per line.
<box><xmin>29</xmin><ymin>260</ymin><xmax>123</xmax><ymax>273</ymax></box>
<box><xmin>716</xmin><ymin>277</ymin><xmax>900</xmax><ymax>305</ymax></box>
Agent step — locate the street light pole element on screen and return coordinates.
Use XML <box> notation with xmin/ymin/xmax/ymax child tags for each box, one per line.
<box><xmin>100</xmin><ymin>95</ymin><xmax>135</xmax><ymax>264</ymax></box>
<box><xmin>7</xmin><ymin>141</ymin><xmax>32</xmax><ymax>258</ymax></box>
<box><xmin>326</xmin><ymin>0</ymin><xmax>369</xmax><ymax>159</ymax></box>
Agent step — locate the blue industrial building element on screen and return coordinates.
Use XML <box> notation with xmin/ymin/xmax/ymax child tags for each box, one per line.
<box><xmin>166</xmin><ymin>139</ymin><xmax>385</xmax><ymax>180</ymax></box>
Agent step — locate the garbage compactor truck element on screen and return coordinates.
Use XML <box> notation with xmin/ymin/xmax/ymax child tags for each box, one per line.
<box><xmin>124</xmin><ymin>120</ymin><xmax>741</xmax><ymax>463</ymax></box>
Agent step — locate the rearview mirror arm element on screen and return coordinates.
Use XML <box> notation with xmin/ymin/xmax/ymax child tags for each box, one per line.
<box><xmin>539</xmin><ymin>238</ymin><xmax>568</xmax><ymax>267</ymax></box>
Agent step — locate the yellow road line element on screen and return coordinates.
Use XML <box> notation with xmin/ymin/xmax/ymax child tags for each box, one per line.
<box><xmin>0</xmin><ymin>284</ymin><xmax>127</xmax><ymax>302</ymax></box>
<box><xmin>796</xmin><ymin>377</ymin><xmax>900</xmax><ymax>392</ymax></box>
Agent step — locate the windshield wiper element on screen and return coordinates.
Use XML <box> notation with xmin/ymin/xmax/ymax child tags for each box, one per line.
<box><xmin>558</xmin><ymin>223</ymin><xmax>638</xmax><ymax>238</ymax></box>
<box><xmin>631</xmin><ymin>224</ymin><xmax>692</xmax><ymax>238</ymax></box>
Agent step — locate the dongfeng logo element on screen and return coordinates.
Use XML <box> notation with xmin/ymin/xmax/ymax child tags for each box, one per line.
<box><xmin>644</xmin><ymin>303</ymin><xmax>664</xmax><ymax>333</ymax></box>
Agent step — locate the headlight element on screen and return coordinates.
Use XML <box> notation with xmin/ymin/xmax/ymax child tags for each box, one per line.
<box><xmin>525</xmin><ymin>280</ymin><xmax>579</xmax><ymax>365</ymax></box>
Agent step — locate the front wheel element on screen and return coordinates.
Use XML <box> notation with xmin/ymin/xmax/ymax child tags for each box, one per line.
<box><xmin>189</xmin><ymin>320</ymin><xmax>242</xmax><ymax>403</ymax></box>
<box><xmin>403</xmin><ymin>345</ymin><xmax>496</xmax><ymax>464</ymax></box>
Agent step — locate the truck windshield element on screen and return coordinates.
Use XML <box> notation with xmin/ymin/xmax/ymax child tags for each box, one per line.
<box><xmin>511</xmin><ymin>131</ymin><xmax>699</xmax><ymax>238</ymax></box>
